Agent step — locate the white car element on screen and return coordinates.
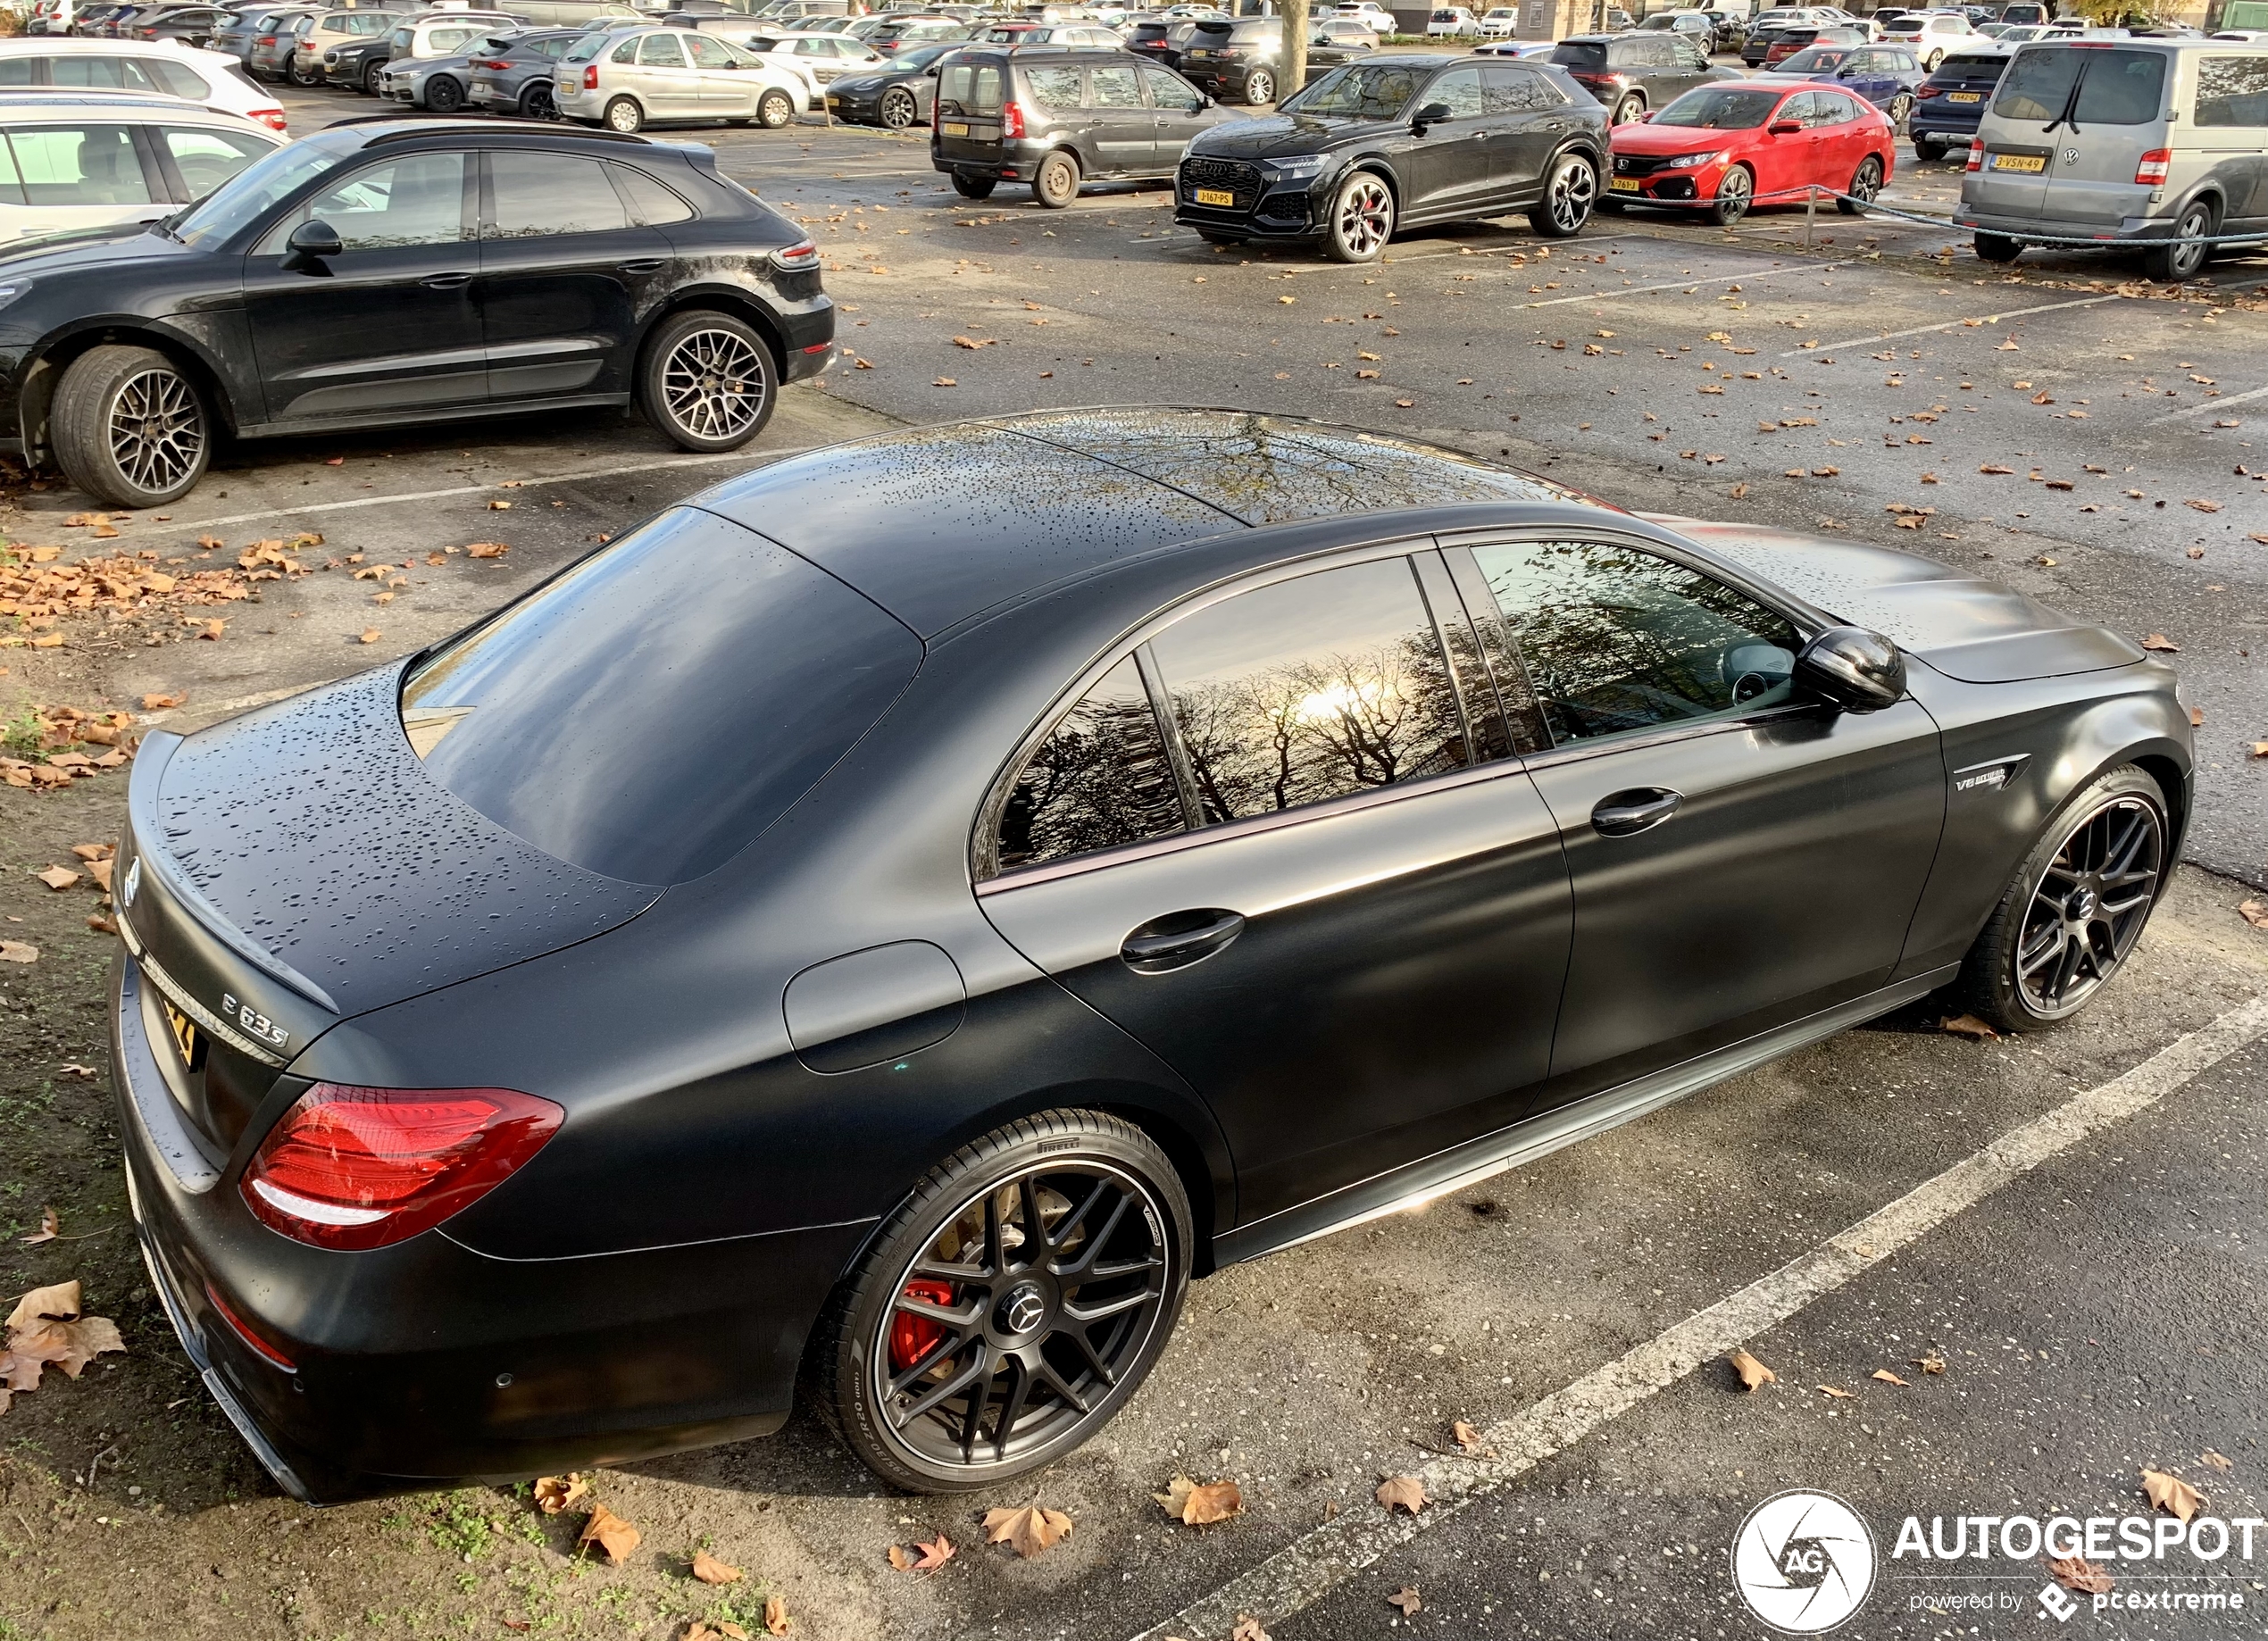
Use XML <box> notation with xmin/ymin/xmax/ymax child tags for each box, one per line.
<box><xmin>1873</xmin><ymin>8</ymin><xmax>1974</xmax><ymax>66</ymax></box>
<box><xmin>0</xmin><ymin>89</ymin><xmax>281</xmax><ymax>240</ymax></box>
<box><xmin>1476</xmin><ymin>4</ymin><xmax>1516</xmax><ymax>34</ymax></box>
<box><xmin>1423</xmin><ymin>6</ymin><xmax>1478</xmax><ymax>32</ymax></box>
<box><xmin>731</xmin><ymin>28</ymin><xmax>886</xmax><ymax>84</ymax></box>
<box><xmin>554</xmin><ymin>25</ymin><xmax>812</xmax><ymax>131</ymax></box>
<box><xmin>0</xmin><ymin>37</ymin><xmax>288</xmax><ymax>130</ymax></box>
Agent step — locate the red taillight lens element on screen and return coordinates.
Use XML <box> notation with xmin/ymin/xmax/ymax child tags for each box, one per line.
<box><xmin>2135</xmin><ymin>147</ymin><xmax>2170</xmax><ymax>184</ymax></box>
<box><xmin>1914</xmin><ymin>82</ymin><xmax>1939</xmax><ymax>97</ymax></box>
<box><xmin>890</xmin><ymin>1279</ymin><xmax>955</xmax><ymax>1370</ymax></box>
<box><xmin>241</xmin><ymin>1082</ymin><xmax>563</xmax><ymax>1251</ymax></box>
<box><xmin>583</xmin><ymin>62</ymin><xmax>598</xmax><ymax>89</ymax></box>
<box><xmin>1001</xmin><ymin>99</ymin><xmax>1025</xmax><ymax>137</ymax></box>
<box><xmin>253</xmin><ymin>106</ymin><xmax>287</xmax><ymax>130</ymax></box>
<box><xmin>770</xmin><ymin>237</ymin><xmax>821</xmax><ymax>271</ymax></box>
<box><xmin>255</xmin><ymin>32</ymin><xmax>273</xmax><ymax>43</ymax></box>
<box><xmin>1965</xmin><ymin>136</ymin><xmax>1983</xmax><ymax>171</ymax></box>
<box><xmin>472</xmin><ymin>56</ymin><xmax>508</xmax><ymax>69</ymax></box>
<box><xmin>204</xmin><ymin>1280</ymin><xmax>296</xmax><ymax>1370</ymax></box>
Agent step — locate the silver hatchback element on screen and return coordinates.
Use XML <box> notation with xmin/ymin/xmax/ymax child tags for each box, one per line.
<box><xmin>1957</xmin><ymin>38</ymin><xmax>2268</xmax><ymax>279</ymax></box>
<box><xmin>554</xmin><ymin>24</ymin><xmax>813</xmax><ymax>131</ymax></box>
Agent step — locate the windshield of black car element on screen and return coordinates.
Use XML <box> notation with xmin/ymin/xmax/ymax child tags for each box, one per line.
<box><xmin>167</xmin><ymin>132</ymin><xmax>350</xmax><ymax>248</ymax></box>
<box><xmin>1280</xmin><ymin>59</ymin><xmax>1423</xmax><ymax>116</ymax></box>
<box><xmin>402</xmin><ymin>506</ymin><xmax>921</xmax><ymax>886</ymax></box>
<box><xmin>1653</xmin><ymin>85</ymin><xmax>1781</xmax><ymax>125</ymax></box>
<box><xmin>1778</xmin><ymin>45</ymin><xmax>1847</xmax><ymax>69</ymax></box>
<box><xmin>1547</xmin><ymin>39</ymin><xmax>1606</xmax><ymax>68</ymax></box>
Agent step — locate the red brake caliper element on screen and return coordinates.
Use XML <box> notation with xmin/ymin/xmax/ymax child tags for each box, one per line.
<box><xmin>890</xmin><ymin>1279</ymin><xmax>955</xmax><ymax>1372</ymax></box>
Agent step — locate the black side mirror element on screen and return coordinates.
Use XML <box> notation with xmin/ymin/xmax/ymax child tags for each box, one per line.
<box><xmin>1411</xmin><ymin>98</ymin><xmax>1450</xmax><ymax>129</ymax></box>
<box><xmin>1797</xmin><ymin>625</ymin><xmax>1905</xmax><ymax>712</ymax></box>
<box><xmin>284</xmin><ymin>218</ymin><xmax>344</xmax><ymax>268</ymax></box>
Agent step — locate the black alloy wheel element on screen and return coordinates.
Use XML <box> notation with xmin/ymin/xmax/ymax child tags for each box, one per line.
<box><xmin>1034</xmin><ymin>148</ymin><xmax>1080</xmax><ymax>208</ymax></box>
<box><xmin>639</xmin><ymin>310</ymin><xmax>777</xmax><ymax>453</ymax></box>
<box><xmin>813</xmin><ymin>1111</ymin><xmax>1191</xmax><ymax>1491</ymax></box>
<box><xmin>1838</xmin><ymin>153</ymin><xmax>1882</xmax><ymax>213</ymax></box>
<box><xmin>1955</xmin><ymin>767</ymin><xmax>2166</xmax><ymax>1031</ymax></box>
<box><xmin>521</xmin><ymin>79</ymin><xmax>557</xmax><ymax>120</ymax></box>
<box><xmin>880</xmin><ymin>86</ymin><xmax>918</xmax><ymax>128</ymax></box>
<box><xmin>1529</xmin><ymin>150</ymin><xmax>1596</xmax><ymax>237</ymax></box>
<box><xmin>1708</xmin><ymin>162</ymin><xmax>1753</xmax><ymax>225</ymax></box>
<box><xmin>757</xmin><ymin>87</ymin><xmax>796</xmax><ymax>128</ymax></box>
<box><xmin>2141</xmin><ymin>200</ymin><xmax>2213</xmax><ymax>283</ymax></box>
<box><xmin>52</xmin><ymin>344</ymin><xmax>210</xmax><ymax>508</ymax></box>
<box><xmin>1243</xmin><ymin>65</ymin><xmax>1273</xmax><ymax>104</ymax></box>
<box><xmin>425</xmin><ymin>74</ymin><xmax>463</xmax><ymax>113</ymax></box>
<box><xmin>1325</xmin><ymin>167</ymin><xmax>1393</xmax><ymax>262</ymax></box>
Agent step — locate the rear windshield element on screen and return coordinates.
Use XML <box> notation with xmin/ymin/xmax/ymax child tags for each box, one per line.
<box><xmin>1655</xmin><ymin>84</ymin><xmax>1781</xmax><ymax>124</ymax></box>
<box><xmin>938</xmin><ymin>56</ymin><xmax>1004</xmax><ymax>109</ymax></box>
<box><xmin>402</xmin><ymin>507</ymin><xmax>921</xmax><ymax>885</ymax></box>
<box><xmin>1935</xmin><ymin>51</ymin><xmax>2007</xmax><ymax>75</ymax></box>
<box><xmin>1548</xmin><ymin>39</ymin><xmax>1606</xmax><ymax>67</ymax></box>
<box><xmin>1993</xmin><ymin>43</ymin><xmax>2164</xmax><ymax>123</ymax></box>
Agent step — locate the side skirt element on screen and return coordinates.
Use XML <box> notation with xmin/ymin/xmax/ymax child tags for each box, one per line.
<box><xmin>1211</xmin><ymin>964</ymin><xmax>1959</xmax><ymax>1267</ymax></box>
<box><xmin>232</xmin><ymin>392</ymin><xmax>631</xmax><ymax>442</ymax></box>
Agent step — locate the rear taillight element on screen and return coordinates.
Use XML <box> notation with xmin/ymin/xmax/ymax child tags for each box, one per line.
<box><xmin>255</xmin><ymin>32</ymin><xmax>272</xmax><ymax>43</ymax></box>
<box><xmin>1914</xmin><ymin>82</ymin><xmax>1939</xmax><ymax>97</ymax></box>
<box><xmin>583</xmin><ymin>62</ymin><xmax>598</xmax><ymax>88</ymax></box>
<box><xmin>253</xmin><ymin>105</ymin><xmax>286</xmax><ymax>129</ymax></box>
<box><xmin>1965</xmin><ymin>135</ymin><xmax>1983</xmax><ymax>171</ymax></box>
<box><xmin>1002</xmin><ymin>99</ymin><xmax>1026</xmax><ymax>137</ymax></box>
<box><xmin>204</xmin><ymin>1281</ymin><xmax>295</xmax><ymax>1370</ymax></box>
<box><xmin>241</xmin><ymin>1082</ymin><xmax>563</xmax><ymax>1251</ymax></box>
<box><xmin>771</xmin><ymin>237</ymin><xmax>820</xmax><ymax>271</ymax></box>
<box><xmin>472</xmin><ymin>56</ymin><xmax>508</xmax><ymax>69</ymax></box>
<box><xmin>2134</xmin><ymin>147</ymin><xmax>2169</xmax><ymax>184</ymax></box>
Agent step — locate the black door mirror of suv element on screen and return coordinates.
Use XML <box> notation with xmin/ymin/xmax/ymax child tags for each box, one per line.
<box><xmin>1411</xmin><ymin>98</ymin><xmax>1451</xmax><ymax>129</ymax></box>
<box><xmin>1796</xmin><ymin>625</ymin><xmax>1906</xmax><ymax>712</ymax></box>
<box><xmin>285</xmin><ymin>219</ymin><xmax>345</xmax><ymax>270</ymax></box>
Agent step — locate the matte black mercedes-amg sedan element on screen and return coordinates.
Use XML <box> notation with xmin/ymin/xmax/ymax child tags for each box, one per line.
<box><xmin>0</xmin><ymin>117</ymin><xmax>831</xmax><ymax>509</ymax></box>
<box><xmin>1175</xmin><ymin>54</ymin><xmax>1610</xmax><ymax>260</ymax></box>
<box><xmin>112</xmin><ymin>410</ymin><xmax>2189</xmax><ymax>1503</ymax></box>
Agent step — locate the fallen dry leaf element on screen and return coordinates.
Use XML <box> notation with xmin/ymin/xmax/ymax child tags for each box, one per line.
<box><xmin>2185</xmin><ymin>499</ymin><xmax>2222</xmax><ymax>513</ymax></box>
<box><xmin>1913</xmin><ymin>1350</ymin><xmax>1947</xmax><ymax>1374</ymax></box>
<box><xmin>910</xmin><ymin>1531</ymin><xmax>955</xmax><ymax>1571</ymax></box>
<box><xmin>0</xmin><ymin>942</ymin><xmax>36</xmax><ymax>965</ymax></box>
<box><xmin>982</xmin><ymin>1504</ymin><xmax>1072</xmax><ymax>1559</ymax></box>
<box><xmin>579</xmin><ymin>1504</ymin><xmax>641</xmax><ymax>1564</ymax></box>
<box><xmin>534</xmin><ymin>1474</ymin><xmax>590</xmax><ymax>1514</ymax></box>
<box><xmin>1939</xmin><ymin>1013</ymin><xmax>1998</xmax><ymax>1040</ymax></box>
<box><xmin>69</xmin><ymin>843</ymin><xmax>112</xmax><ymax>862</ymax></box>
<box><xmin>2202</xmin><ymin>1450</ymin><xmax>2233</xmax><ymax>1473</ymax></box>
<box><xmin>1871</xmin><ymin>1369</ymin><xmax>1909</xmax><ymax>1387</ymax></box>
<box><xmin>1730</xmin><ymin>482</ymin><xmax>1749</xmax><ymax>500</ymax></box>
<box><xmin>1375</xmin><ymin>1475</ymin><xmax>1428</xmax><ymax>1515</ymax></box>
<box><xmin>58</xmin><ymin>1065</ymin><xmax>97</xmax><ymax>1079</ymax></box>
<box><xmin>1980</xmin><ymin>463</ymin><xmax>2014</xmax><ymax>475</ymax></box>
<box><xmin>1230</xmin><ymin>1617</ymin><xmax>1271</xmax><ymax>1641</ymax></box>
<box><xmin>888</xmin><ymin>1544</ymin><xmax>913</xmax><ymax>1571</ymax></box>
<box><xmin>1730</xmin><ymin>1347</ymin><xmax>1777</xmax><ymax>1391</ymax></box>
<box><xmin>763</xmin><ymin>1595</ymin><xmax>789</xmax><ymax>1637</ymax></box>
<box><xmin>35</xmin><ymin>866</ymin><xmax>79</xmax><ymax>891</ymax></box>
<box><xmin>933</xmin><ymin>377</ymin><xmax>957</xmax><ymax>387</ymax></box>
<box><xmin>1155</xmin><ymin>1474</ymin><xmax>1243</xmax><ymax>1526</ymax></box>
<box><xmin>488</xmin><ymin>499</ymin><xmax>513</xmax><ymax>512</ymax></box>
<box><xmin>950</xmin><ymin>335</ymin><xmax>995</xmax><ymax>349</ymax></box>
<box><xmin>2047</xmin><ymin>1554</ymin><xmax>2114</xmax><ymax>1595</ymax></box>
<box><xmin>2143</xmin><ymin>1470</ymin><xmax>2203</xmax><ymax>1522</ymax></box>
<box><xmin>1388</xmin><ymin>1587</ymin><xmax>1422</xmax><ymax>1616</ymax></box>
<box><xmin>359</xmin><ymin>629</ymin><xmax>382</xmax><ymax>645</ymax></box>
<box><xmin>1452</xmin><ymin>1420</ymin><xmax>1483</xmax><ymax>1452</ymax></box>
<box><xmin>2241</xmin><ymin>900</ymin><xmax>2268</xmax><ymax>930</ymax></box>
<box><xmin>1818</xmin><ymin>1384</ymin><xmax>1856</xmax><ymax>1400</ymax></box>
<box><xmin>2139</xmin><ymin>634</ymin><xmax>2180</xmax><ymax>653</ymax></box>
<box><xmin>683</xmin><ymin>1624</ymin><xmax>747</xmax><ymax>1641</ymax></box>
<box><xmin>2189</xmin><ymin>706</ymin><xmax>2205</xmax><ymax>729</ymax></box>
<box><xmin>690</xmin><ymin>1550</ymin><xmax>742</xmax><ymax>1585</ymax></box>
<box><xmin>1395</xmin><ymin>399</ymin><xmax>1414</xmax><ymax>408</ymax></box>
<box><xmin>21</xmin><ymin>1207</ymin><xmax>57</xmax><ymax>1246</ymax></box>
<box><xmin>464</xmin><ymin>542</ymin><xmax>510</xmax><ymax>559</ymax></box>
<box><xmin>140</xmin><ymin>692</ymin><xmax>183</xmax><ymax>711</ymax></box>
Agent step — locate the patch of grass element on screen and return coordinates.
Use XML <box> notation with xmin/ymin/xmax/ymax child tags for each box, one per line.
<box><xmin>426</xmin><ymin>1490</ymin><xmax>498</xmax><ymax>1561</ymax></box>
<box><xmin>0</xmin><ymin>706</ymin><xmax>39</xmax><ymax>759</ymax></box>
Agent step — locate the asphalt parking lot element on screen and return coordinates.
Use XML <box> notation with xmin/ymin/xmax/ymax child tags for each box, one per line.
<box><xmin>0</xmin><ymin>79</ymin><xmax>2264</xmax><ymax>1641</ymax></box>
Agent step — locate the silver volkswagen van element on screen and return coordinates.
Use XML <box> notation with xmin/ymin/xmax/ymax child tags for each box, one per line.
<box><xmin>1956</xmin><ymin>37</ymin><xmax>2268</xmax><ymax>279</ymax></box>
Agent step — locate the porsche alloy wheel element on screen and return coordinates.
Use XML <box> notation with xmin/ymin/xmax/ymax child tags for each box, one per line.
<box><xmin>641</xmin><ymin>312</ymin><xmax>776</xmax><ymax>453</ymax></box>
<box><xmin>1326</xmin><ymin>171</ymin><xmax>1393</xmax><ymax>262</ymax></box>
<box><xmin>53</xmin><ymin>345</ymin><xmax>210</xmax><ymax>508</ymax></box>
<box><xmin>1956</xmin><ymin>767</ymin><xmax>2167</xmax><ymax>1031</ymax></box>
<box><xmin>815</xmin><ymin>1111</ymin><xmax>1191</xmax><ymax>1491</ymax></box>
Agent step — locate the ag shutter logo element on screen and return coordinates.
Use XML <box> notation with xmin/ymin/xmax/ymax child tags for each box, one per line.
<box><xmin>1732</xmin><ymin>1489</ymin><xmax>1878</xmax><ymax>1633</ymax></box>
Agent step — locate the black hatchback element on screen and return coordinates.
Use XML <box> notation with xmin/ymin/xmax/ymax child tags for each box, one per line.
<box><xmin>0</xmin><ymin>118</ymin><xmax>832</xmax><ymax>508</ymax></box>
<box><xmin>931</xmin><ymin>46</ymin><xmax>1239</xmax><ymax>207</ymax></box>
<box><xmin>1174</xmin><ymin>54</ymin><xmax>1608</xmax><ymax>262</ymax></box>
<box><xmin>1547</xmin><ymin>31</ymin><xmax>1740</xmax><ymax>124</ymax></box>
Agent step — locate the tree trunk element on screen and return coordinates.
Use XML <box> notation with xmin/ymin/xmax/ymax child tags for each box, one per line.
<box><xmin>1280</xmin><ymin>0</ymin><xmax>1309</xmax><ymax>103</ymax></box>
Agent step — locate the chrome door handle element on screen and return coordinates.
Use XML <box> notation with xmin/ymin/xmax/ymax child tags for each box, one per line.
<box><xmin>1590</xmin><ymin>787</ymin><xmax>1682</xmax><ymax>837</ymax></box>
<box><xmin>420</xmin><ymin>271</ymin><xmax>472</xmax><ymax>288</ymax></box>
<box><xmin>1121</xmin><ymin>909</ymin><xmax>1245</xmax><ymax>973</ymax></box>
<box><xmin>621</xmin><ymin>258</ymin><xmax>663</xmax><ymax>273</ymax></box>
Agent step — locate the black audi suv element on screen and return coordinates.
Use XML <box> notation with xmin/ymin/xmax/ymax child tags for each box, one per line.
<box><xmin>1175</xmin><ymin>54</ymin><xmax>1609</xmax><ymax>261</ymax></box>
<box><xmin>0</xmin><ymin>118</ymin><xmax>831</xmax><ymax>508</ymax></box>
<box><xmin>113</xmin><ymin>408</ymin><xmax>2187</xmax><ymax>1504</ymax></box>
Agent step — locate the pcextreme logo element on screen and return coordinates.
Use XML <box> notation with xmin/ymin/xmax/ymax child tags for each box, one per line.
<box><xmin>1731</xmin><ymin>1490</ymin><xmax>1879</xmax><ymax>1633</ymax></box>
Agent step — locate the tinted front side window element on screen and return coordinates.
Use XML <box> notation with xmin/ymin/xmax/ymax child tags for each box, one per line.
<box><xmin>1473</xmin><ymin>540</ymin><xmax>1800</xmax><ymax>746</ymax></box>
<box><xmin>1023</xmin><ymin>62</ymin><xmax>1083</xmax><ymax>104</ymax></box>
<box><xmin>1151</xmin><ymin>558</ymin><xmax>1468</xmax><ymax>826</ymax></box>
<box><xmin>261</xmin><ymin>150</ymin><xmax>466</xmax><ymax>250</ymax></box>
<box><xmin>404</xmin><ymin>507</ymin><xmax>921</xmax><ymax>885</ymax></box>
<box><xmin>1089</xmin><ymin>62</ymin><xmax>1143</xmax><ymax>107</ymax></box>
<box><xmin>2196</xmin><ymin>54</ymin><xmax>2268</xmax><ymax>126</ymax></box>
<box><xmin>1283</xmin><ymin>60</ymin><xmax>1422</xmax><ymax>116</ymax></box>
<box><xmin>1424</xmin><ymin>63</ymin><xmax>1481</xmax><ymax>115</ymax></box>
<box><xmin>996</xmin><ymin>656</ymin><xmax>1184</xmax><ymax>870</ymax></box>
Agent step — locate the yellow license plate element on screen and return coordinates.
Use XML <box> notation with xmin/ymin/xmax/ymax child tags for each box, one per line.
<box><xmin>1948</xmin><ymin>90</ymin><xmax>1980</xmax><ymax>102</ymax></box>
<box><xmin>1188</xmin><ymin>46</ymin><xmax>1210</xmax><ymax>54</ymax></box>
<box><xmin>1608</xmin><ymin>176</ymin><xmax>1642</xmax><ymax>192</ymax></box>
<box><xmin>163</xmin><ymin>1001</ymin><xmax>203</xmax><ymax>1070</ymax></box>
<box><xmin>1194</xmin><ymin>186</ymin><xmax>1235</xmax><ymax>205</ymax></box>
<box><xmin>942</xmin><ymin>120</ymin><xmax>968</xmax><ymax>136</ymax></box>
<box><xmin>1990</xmin><ymin>153</ymin><xmax>2046</xmax><ymax>171</ymax></box>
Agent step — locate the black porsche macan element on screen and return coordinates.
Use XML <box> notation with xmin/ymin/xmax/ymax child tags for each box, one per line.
<box><xmin>113</xmin><ymin>410</ymin><xmax>2189</xmax><ymax>1503</ymax></box>
<box><xmin>0</xmin><ymin>118</ymin><xmax>832</xmax><ymax>510</ymax></box>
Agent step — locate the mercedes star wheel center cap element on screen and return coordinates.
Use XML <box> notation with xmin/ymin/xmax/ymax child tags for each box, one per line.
<box><xmin>999</xmin><ymin>1283</ymin><xmax>1046</xmax><ymax>1337</ymax></box>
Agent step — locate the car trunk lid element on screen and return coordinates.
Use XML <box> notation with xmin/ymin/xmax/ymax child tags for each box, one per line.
<box><xmin>935</xmin><ymin>52</ymin><xmax>1007</xmax><ymax>154</ymax></box>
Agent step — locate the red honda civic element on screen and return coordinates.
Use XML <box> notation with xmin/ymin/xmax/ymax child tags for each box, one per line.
<box><xmin>1602</xmin><ymin>80</ymin><xmax>1896</xmax><ymax>226</ymax></box>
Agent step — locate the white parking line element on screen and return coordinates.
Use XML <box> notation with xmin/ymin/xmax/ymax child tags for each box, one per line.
<box><xmin>1791</xmin><ymin>292</ymin><xmax>2123</xmax><ymax>355</ymax></box>
<box><xmin>2148</xmin><ymin>380</ymin><xmax>2268</xmax><ymax>423</ymax></box>
<box><xmin>1522</xmin><ymin>258</ymin><xmax>1849</xmax><ymax>308</ymax></box>
<box><xmin>1126</xmin><ymin>988</ymin><xmax>2268</xmax><ymax>1641</ymax></box>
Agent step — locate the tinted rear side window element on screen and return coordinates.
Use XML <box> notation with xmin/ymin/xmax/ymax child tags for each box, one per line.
<box><xmin>996</xmin><ymin>656</ymin><xmax>1184</xmax><ymax>870</ymax></box>
<box><xmin>2196</xmin><ymin>54</ymin><xmax>2268</xmax><ymax>126</ymax></box>
<box><xmin>403</xmin><ymin>507</ymin><xmax>921</xmax><ymax>884</ymax></box>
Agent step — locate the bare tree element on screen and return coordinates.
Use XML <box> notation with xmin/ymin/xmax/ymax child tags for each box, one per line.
<box><xmin>1280</xmin><ymin>0</ymin><xmax>1308</xmax><ymax>103</ymax></box>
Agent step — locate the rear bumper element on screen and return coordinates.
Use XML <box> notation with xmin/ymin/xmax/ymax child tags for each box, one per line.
<box><xmin>112</xmin><ymin>952</ymin><xmax>864</xmax><ymax>1504</ymax></box>
<box><xmin>1954</xmin><ymin>206</ymin><xmax>2186</xmax><ymax>243</ymax></box>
